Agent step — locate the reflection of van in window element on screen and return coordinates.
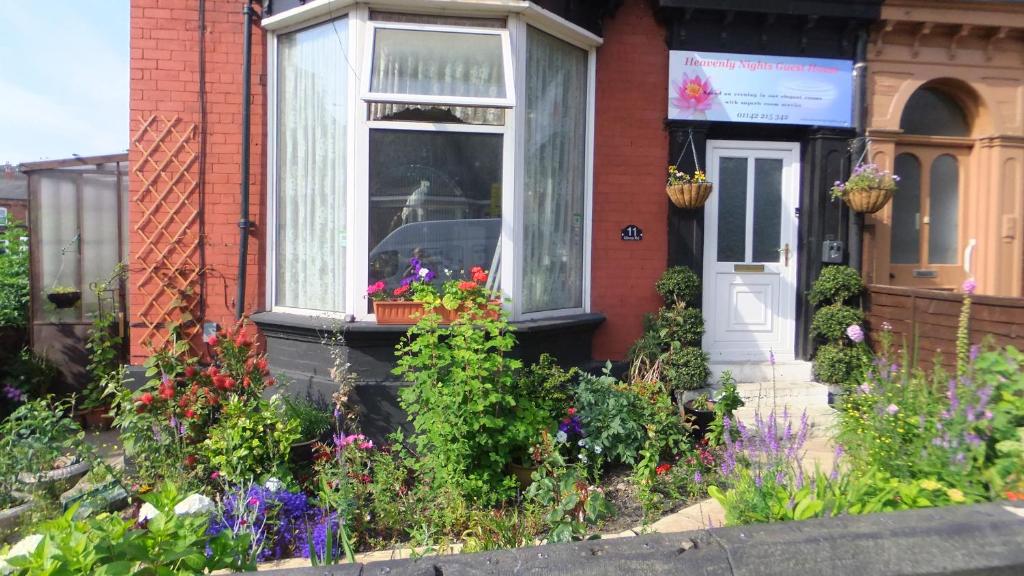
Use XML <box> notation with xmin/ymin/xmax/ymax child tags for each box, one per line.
<box><xmin>368</xmin><ymin>218</ymin><xmax>500</xmax><ymax>290</ymax></box>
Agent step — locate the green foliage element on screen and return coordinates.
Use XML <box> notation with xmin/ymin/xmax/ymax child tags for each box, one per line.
<box><xmin>525</xmin><ymin>444</ymin><xmax>612</xmax><ymax>543</ymax></box>
<box><xmin>1</xmin><ymin>349</ymin><xmax>59</xmax><ymax>411</ymax></box>
<box><xmin>83</xmin><ymin>309</ymin><xmax>122</xmax><ymax>410</ymax></box>
<box><xmin>519</xmin><ymin>353</ymin><xmax>578</xmax><ymax>422</ymax></box>
<box><xmin>0</xmin><ymin>219</ymin><xmax>29</xmax><ymax>328</ymax></box>
<box><xmin>4</xmin><ymin>482</ymin><xmax>255</xmax><ymax>575</ymax></box>
<box><xmin>813</xmin><ymin>342</ymin><xmax>870</xmax><ymax>386</ymax></box>
<box><xmin>660</xmin><ymin>345</ymin><xmax>711</xmax><ymax>392</ymax></box>
<box><xmin>651</xmin><ymin>306</ymin><xmax>704</xmax><ymax>346</ymax></box>
<box><xmin>202</xmin><ymin>395</ymin><xmax>300</xmax><ymax>483</ymax></box>
<box><xmin>460</xmin><ymin>507</ymin><xmax>544</xmax><ymax>553</ymax></box>
<box><xmin>573</xmin><ymin>368</ymin><xmax>647</xmax><ymax>466</ymax></box>
<box><xmin>808</xmin><ymin>265</ymin><xmax>863</xmax><ymax>307</ymax></box>
<box><xmin>707</xmin><ymin>372</ymin><xmax>744</xmax><ymax>447</ymax></box>
<box><xmin>394</xmin><ymin>305</ymin><xmax>545</xmax><ymax>505</ymax></box>
<box><xmin>281</xmin><ymin>395</ymin><xmax>332</xmax><ymax>441</ymax></box>
<box><xmin>0</xmin><ymin>398</ymin><xmax>85</xmax><ymax>510</ymax></box>
<box><xmin>811</xmin><ymin>304</ymin><xmax>864</xmax><ymax>342</ymax></box>
<box><xmin>655</xmin><ymin>266</ymin><xmax>700</xmax><ymax>308</ymax></box>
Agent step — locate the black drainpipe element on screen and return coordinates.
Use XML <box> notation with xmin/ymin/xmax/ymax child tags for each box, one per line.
<box><xmin>848</xmin><ymin>28</ymin><xmax>868</xmax><ymax>273</ymax></box>
<box><xmin>236</xmin><ymin>0</ymin><xmax>254</xmax><ymax>320</ymax></box>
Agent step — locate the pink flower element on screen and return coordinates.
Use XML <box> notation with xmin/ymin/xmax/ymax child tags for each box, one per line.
<box><xmin>210</xmin><ymin>471</ymin><xmax>221</xmax><ymax>480</ymax></box>
<box><xmin>205</xmin><ymin>334</ymin><xmax>218</xmax><ymax>347</ymax></box>
<box><xmin>886</xmin><ymin>404</ymin><xmax>899</xmax><ymax>415</ymax></box>
<box><xmin>846</xmin><ymin>324</ymin><xmax>864</xmax><ymax>343</ymax></box>
<box><xmin>962</xmin><ymin>278</ymin><xmax>976</xmax><ymax>295</ymax></box>
<box><xmin>671</xmin><ymin>73</ymin><xmax>714</xmax><ymax>113</ymax></box>
<box><xmin>366</xmin><ymin>281</ymin><xmax>386</xmax><ymax>295</ymax></box>
<box><xmin>248</xmin><ymin>497</ymin><xmax>259</xmax><ymax>506</ymax></box>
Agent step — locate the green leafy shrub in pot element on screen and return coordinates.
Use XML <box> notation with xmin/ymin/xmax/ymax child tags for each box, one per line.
<box><xmin>394</xmin><ymin>305</ymin><xmax>547</xmax><ymax>505</ymax></box>
<box><xmin>808</xmin><ymin>265</ymin><xmax>864</xmax><ymax>307</ymax></box>
<box><xmin>281</xmin><ymin>395</ymin><xmax>332</xmax><ymax>442</ymax></box>
<box><xmin>811</xmin><ymin>304</ymin><xmax>865</xmax><ymax>342</ymax></box>
<box><xmin>652</xmin><ymin>306</ymin><xmax>704</xmax><ymax>346</ymax></box>
<box><xmin>655</xmin><ymin>266</ymin><xmax>701</xmax><ymax>308</ymax></box>
<box><xmin>661</xmin><ymin>345</ymin><xmax>711</xmax><ymax>392</ymax></box>
<box><xmin>813</xmin><ymin>342</ymin><xmax>869</xmax><ymax>386</ymax></box>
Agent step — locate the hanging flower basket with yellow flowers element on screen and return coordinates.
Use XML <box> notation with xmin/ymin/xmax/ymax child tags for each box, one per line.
<box><xmin>666</xmin><ymin>166</ymin><xmax>713</xmax><ymax>210</ymax></box>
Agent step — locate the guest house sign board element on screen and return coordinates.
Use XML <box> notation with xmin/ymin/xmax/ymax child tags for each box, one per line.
<box><xmin>667</xmin><ymin>50</ymin><xmax>853</xmax><ymax>127</ymax></box>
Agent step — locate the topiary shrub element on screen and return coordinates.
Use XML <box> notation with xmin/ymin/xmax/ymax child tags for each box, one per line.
<box><xmin>655</xmin><ymin>266</ymin><xmax>700</xmax><ymax>308</ymax></box>
<box><xmin>652</xmin><ymin>306</ymin><xmax>704</xmax><ymax>346</ymax></box>
<box><xmin>810</xmin><ymin>304</ymin><xmax>864</xmax><ymax>342</ymax></box>
<box><xmin>813</xmin><ymin>342</ymin><xmax>870</xmax><ymax>386</ymax></box>
<box><xmin>808</xmin><ymin>265</ymin><xmax>864</xmax><ymax>307</ymax></box>
<box><xmin>661</xmin><ymin>345</ymin><xmax>710</xmax><ymax>392</ymax></box>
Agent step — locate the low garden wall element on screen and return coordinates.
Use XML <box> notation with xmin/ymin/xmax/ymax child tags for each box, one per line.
<box><xmin>254</xmin><ymin>502</ymin><xmax>1024</xmax><ymax>576</ymax></box>
<box><xmin>866</xmin><ymin>284</ymin><xmax>1024</xmax><ymax>370</ymax></box>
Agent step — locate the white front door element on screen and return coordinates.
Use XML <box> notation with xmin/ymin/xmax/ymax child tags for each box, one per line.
<box><xmin>703</xmin><ymin>141</ymin><xmax>800</xmax><ymax>364</ymax></box>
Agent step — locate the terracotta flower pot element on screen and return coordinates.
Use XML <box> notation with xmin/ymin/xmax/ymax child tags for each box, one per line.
<box><xmin>440</xmin><ymin>300</ymin><xmax>502</xmax><ymax>323</ymax></box>
<box><xmin>843</xmin><ymin>187</ymin><xmax>893</xmax><ymax>214</ymax></box>
<box><xmin>666</xmin><ymin>182</ymin><xmax>713</xmax><ymax>210</ymax></box>
<box><xmin>372</xmin><ymin>300</ymin><xmax>427</xmax><ymax>324</ymax></box>
<box><xmin>509</xmin><ymin>463</ymin><xmax>538</xmax><ymax>489</ymax></box>
<box><xmin>82</xmin><ymin>406</ymin><xmax>114</xmax><ymax>431</ymax></box>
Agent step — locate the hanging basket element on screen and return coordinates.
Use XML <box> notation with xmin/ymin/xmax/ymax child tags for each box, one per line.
<box><xmin>47</xmin><ymin>290</ymin><xmax>82</xmax><ymax>309</ymax></box>
<box><xmin>843</xmin><ymin>187</ymin><xmax>893</xmax><ymax>214</ymax></box>
<box><xmin>666</xmin><ymin>182</ymin><xmax>713</xmax><ymax>210</ymax></box>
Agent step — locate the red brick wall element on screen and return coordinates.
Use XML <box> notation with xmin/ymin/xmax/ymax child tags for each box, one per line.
<box><xmin>0</xmin><ymin>200</ymin><xmax>28</xmax><ymax>225</ymax></box>
<box><xmin>591</xmin><ymin>0</ymin><xmax>668</xmax><ymax>360</ymax></box>
<box><xmin>129</xmin><ymin>0</ymin><xmax>266</xmax><ymax>362</ymax></box>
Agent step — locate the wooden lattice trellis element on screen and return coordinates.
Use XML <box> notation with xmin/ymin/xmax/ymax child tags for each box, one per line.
<box><xmin>131</xmin><ymin>114</ymin><xmax>203</xmax><ymax>354</ymax></box>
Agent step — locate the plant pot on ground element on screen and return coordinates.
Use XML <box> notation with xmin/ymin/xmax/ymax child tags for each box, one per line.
<box><xmin>683</xmin><ymin>396</ymin><xmax>716</xmax><ymax>440</ymax></box>
<box><xmin>0</xmin><ymin>492</ymin><xmax>35</xmax><ymax>536</ymax></box>
<box><xmin>282</xmin><ymin>395</ymin><xmax>334</xmax><ymax>467</ymax></box>
<box><xmin>17</xmin><ymin>456</ymin><xmax>91</xmax><ymax>494</ymax></box>
<box><xmin>662</xmin><ymin>345</ymin><xmax>711</xmax><ymax>413</ymax></box>
<box><xmin>508</xmin><ymin>462</ymin><xmax>538</xmax><ymax>490</ymax></box>
<box><xmin>81</xmin><ymin>406</ymin><xmax>114</xmax><ymax>431</ymax></box>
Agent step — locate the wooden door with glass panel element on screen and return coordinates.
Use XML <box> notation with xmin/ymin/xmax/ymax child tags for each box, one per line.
<box><xmin>889</xmin><ymin>145</ymin><xmax>969</xmax><ymax>289</ymax></box>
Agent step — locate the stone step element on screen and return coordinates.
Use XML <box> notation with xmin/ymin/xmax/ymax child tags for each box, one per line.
<box><xmin>710</xmin><ymin>361</ymin><xmax>813</xmax><ymax>384</ymax></box>
<box><xmin>734</xmin><ymin>381</ymin><xmax>830</xmax><ymax>407</ymax></box>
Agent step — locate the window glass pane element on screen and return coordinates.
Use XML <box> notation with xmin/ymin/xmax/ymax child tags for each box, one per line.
<box><xmin>929</xmin><ymin>154</ymin><xmax>959</xmax><ymax>265</ymax></box>
<box><xmin>891</xmin><ymin>153</ymin><xmax>921</xmax><ymax>265</ymax></box>
<box><xmin>370</xmin><ymin>28</ymin><xmax>507</xmax><ymax>100</ymax></box>
<box><xmin>81</xmin><ymin>173</ymin><xmax>120</xmax><ymax>319</ymax></box>
<box><xmin>369</xmin><ymin>103</ymin><xmax>504</xmax><ymax>125</ymax></box>
<box><xmin>276</xmin><ymin>17</ymin><xmax>348</xmax><ymax>312</ymax></box>
<box><xmin>717</xmin><ymin>157</ymin><xmax>748</xmax><ymax>263</ymax></box>
<box><xmin>37</xmin><ymin>175</ymin><xmax>80</xmax><ymax>323</ymax></box>
<box><xmin>752</xmin><ymin>158</ymin><xmax>782</xmax><ymax>263</ymax></box>
<box><xmin>368</xmin><ymin>130</ymin><xmax>502</xmax><ymax>308</ymax></box>
<box><xmin>900</xmin><ymin>88</ymin><xmax>970</xmax><ymax>137</ymax></box>
<box><xmin>522</xmin><ymin>28</ymin><xmax>587</xmax><ymax>313</ymax></box>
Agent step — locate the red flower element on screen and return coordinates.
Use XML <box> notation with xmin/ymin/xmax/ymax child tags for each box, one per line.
<box><xmin>184</xmin><ymin>409</ymin><xmax>195</xmax><ymax>418</ymax></box>
<box><xmin>139</xmin><ymin>392</ymin><xmax>154</xmax><ymax>406</ymax></box>
<box><xmin>655</xmin><ymin>463</ymin><xmax>672</xmax><ymax>476</ymax></box>
<box><xmin>393</xmin><ymin>284</ymin><xmax>410</xmax><ymax>297</ymax></box>
<box><xmin>242</xmin><ymin>377</ymin><xmax>251</xmax><ymax>388</ymax></box>
<box><xmin>266</xmin><ymin>378</ymin><xmax>276</xmax><ymax>388</ymax></box>
<box><xmin>256</xmin><ymin>358</ymin><xmax>268</xmax><ymax>374</ymax></box>
<box><xmin>567</xmin><ymin>407</ymin><xmax>576</xmax><ymax>416</ymax></box>
<box><xmin>205</xmin><ymin>334</ymin><xmax>218</xmax><ymax>347</ymax></box>
<box><xmin>184</xmin><ymin>366</ymin><xmax>196</xmax><ymax>378</ymax></box>
<box><xmin>159</xmin><ymin>383</ymin><xmax>175</xmax><ymax>401</ymax></box>
<box><xmin>223</xmin><ymin>378</ymin><xmax>235</xmax><ymax>390</ymax></box>
<box><xmin>458</xmin><ymin>281</ymin><xmax>477</xmax><ymax>291</ymax></box>
<box><xmin>184</xmin><ymin>455</ymin><xmax>197</xmax><ymax>467</ymax></box>
<box><xmin>208</xmin><ymin>366</ymin><xmax>219</xmax><ymax>377</ymax></box>
<box><xmin>361</xmin><ymin>474</ymin><xmax>372</xmax><ymax>484</ymax></box>
<box><xmin>472</xmin><ymin>269</ymin><xmax>488</xmax><ymax>283</ymax></box>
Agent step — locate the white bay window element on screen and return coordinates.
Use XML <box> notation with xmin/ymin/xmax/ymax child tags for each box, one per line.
<box><xmin>266</xmin><ymin>4</ymin><xmax>599</xmax><ymax>320</ymax></box>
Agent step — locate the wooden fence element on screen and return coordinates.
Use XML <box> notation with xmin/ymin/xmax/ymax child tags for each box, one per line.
<box><xmin>866</xmin><ymin>284</ymin><xmax>1024</xmax><ymax>369</ymax></box>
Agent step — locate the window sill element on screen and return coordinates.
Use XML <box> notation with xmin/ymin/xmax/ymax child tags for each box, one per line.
<box><xmin>250</xmin><ymin>310</ymin><xmax>606</xmax><ymax>347</ymax></box>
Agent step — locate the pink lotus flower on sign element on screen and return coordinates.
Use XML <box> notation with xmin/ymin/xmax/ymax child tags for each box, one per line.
<box><xmin>671</xmin><ymin>73</ymin><xmax>714</xmax><ymax>113</ymax></box>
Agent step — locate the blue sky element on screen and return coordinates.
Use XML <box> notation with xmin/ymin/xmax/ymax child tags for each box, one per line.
<box><xmin>0</xmin><ymin>1</ymin><xmax>129</xmax><ymax>164</ymax></box>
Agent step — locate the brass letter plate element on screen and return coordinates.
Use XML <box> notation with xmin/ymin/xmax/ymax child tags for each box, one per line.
<box><xmin>734</xmin><ymin>264</ymin><xmax>765</xmax><ymax>273</ymax></box>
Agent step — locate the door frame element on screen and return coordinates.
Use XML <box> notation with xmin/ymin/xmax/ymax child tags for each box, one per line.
<box><xmin>702</xmin><ymin>139</ymin><xmax>802</xmax><ymax>363</ymax></box>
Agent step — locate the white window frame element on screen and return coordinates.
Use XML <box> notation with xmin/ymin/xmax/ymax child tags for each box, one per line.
<box><xmin>265</xmin><ymin>3</ymin><xmax>600</xmax><ymax>322</ymax></box>
<box><xmin>362</xmin><ymin>21</ymin><xmax>516</xmax><ymax>108</ymax></box>
<box><xmin>0</xmin><ymin>207</ymin><xmax>7</xmax><ymax>227</ymax></box>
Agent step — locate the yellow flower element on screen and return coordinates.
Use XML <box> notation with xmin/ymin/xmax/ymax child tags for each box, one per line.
<box><xmin>920</xmin><ymin>479</ymin><xmax>941</xmax><ymax>491</ymax></box>
<box><xmin>946</xmin><ymin>488</ymin><xmax>966</xmax><ymax>502</ymax></box>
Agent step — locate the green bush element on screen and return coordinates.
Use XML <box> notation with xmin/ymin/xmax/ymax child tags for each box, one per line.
<box><xmin>661</xmin><ymin>345</ymin><xmax>710</xmax><ymax>392</ymax></box>
<box><xmin>652</xmin><ymin>306</ymin><xmax>704</xmax><ymax>346</ymax></box>
<box><xmin>808</xmin><ymin>265</ymin><xmax>863</xmax><ymax>307</ymax></box>
<box><xmin>281</xmin><ymin>395</ymin><xmax>333</xmax><ymax>441</ymax></box>
<box><xmin>655</xmin><ymin>266</ymin><xmax>700</xmax><ymax>308</ymax></box>
<box><xmin>394</xmin><ymin>305</ymin><xmax>547</xmax><ymax>504</ymax></box>
<box><xmin>0</xmin><ymin>220</ymin><xmax>29</xmax><ymax>329</ymax></box>
<box><xmin>519</xmin><ymin>353</ymin><xmax>578</xmax><ymax>422</ymax></box>
<box><xmin>573</xmin><ymin>369</ymin><xmax>648</xmax><ymax>466</ymax></box>
<box><xmin>813</xmin><ymin>342</ymin><xmax>869</xmax><ymax>385</ymax></box>
<box><xmin>201</xmin><ymin>395</ymin><xmax>300</xmax><ymax>483</ymax></box>
<box><xmin>811</xmin><ymin>304</ymin><xmax>864</xmax><ymax>342</ymax></box>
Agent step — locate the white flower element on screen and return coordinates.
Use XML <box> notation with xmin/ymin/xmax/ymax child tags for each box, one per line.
<box><xmin>173</xmin><ymin>493</ymin><xmax>214</xmax><ymax>516</ymax></box>
<box><xmin>578</xmin><ymin>438</ymin><xmax>587</xmax><ymax>447</ymax></box>
<box><xmin>579</xmin><ymin>453</ymin><xmax>588</xmax><ymax>464</ymax></box>
<box><xmin>418</xmin><ymin>267</ymin><xmax>431</xmax><ymax>279</ymax></box>
<box><xmin>265</xmin><ymin>477</ymin><xmax>283</xmax><ymax>492</ymax></box>
<box><xmin>0</xmin><ymin>534</ymin><xmax>43</xmax><ymax>575</ymax></box>
<box><xmin>138</xmin><ymin>502</ymin><xmax>160</xmax><ymax>522</ymax></box>
<box><xmin>555</xmin><ymin>430</ymin><xmax>568</xmax><ymax>444</ymax></box>
<box><xmin>593</xmin><ymin>444</ymin><xmax>602</xmax><ymax>454</ymax></box>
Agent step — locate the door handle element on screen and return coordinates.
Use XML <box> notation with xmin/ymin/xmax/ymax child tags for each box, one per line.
<box><xmin>783</xmin><ymin>243</ymin><xmax>790</xmax><ymax>266</ymax></box>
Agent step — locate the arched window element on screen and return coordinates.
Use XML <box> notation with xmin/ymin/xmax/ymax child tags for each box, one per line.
<box><xmin>889</xmin><ymin>85</ymin><xmax>970</xmax><ymax>288</ymax></box>
<box><xmin>900</xmin><ymin>87</ymin><xmax>970</xmax><ymax>137</ymax></box>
